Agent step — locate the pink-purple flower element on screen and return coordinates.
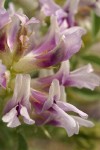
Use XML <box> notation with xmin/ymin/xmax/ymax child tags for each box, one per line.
<box><xmin>31</xmin><ymin>79</ymin><xmax>94</xmax><ymax>136</ymax></box>
<box><xmin>0</xmin><ymin>0</ymin><xmax>99</xmax><ymax>136</ymax></box>
<box><xmin>31</xmin><ymin>60</ymin><xmax>100</xmax><ymax>91</ymax></box>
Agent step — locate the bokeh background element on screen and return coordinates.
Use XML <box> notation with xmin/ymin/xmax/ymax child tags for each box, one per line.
<box><xmin>0</xmin><ymin>0</ymin><xmax>100</xmax><ymax>150</ymax></box>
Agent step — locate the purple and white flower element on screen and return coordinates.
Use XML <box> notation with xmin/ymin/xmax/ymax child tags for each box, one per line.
<box><xmin>2</xmin><ymin>74</ymin><xmax>35</xmax><ymax>128</ymax></box>
<box><xmin>31</xmin><ymin>79</ymin><xmax>94</xmax><ymax>136</ymax></box>
<box><xmin>32</xmin><ymin>60</ymin><xmax>100</xmax><ymax>91</ymax></box>
<box><xmin>0</xmin><ymin>0</ymin><xmax>98</xmax><ymax>135</ymax></box>
<box><xmin>12</xmin><ymin>15</ymin><xmax>86</xmax><ymax>72</ymax></box>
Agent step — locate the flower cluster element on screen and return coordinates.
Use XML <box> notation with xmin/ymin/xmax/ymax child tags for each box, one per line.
<box><xmin>0</xmin><ymin>0</ymin><xmax>100</xmax><ymax>137</ymax></box>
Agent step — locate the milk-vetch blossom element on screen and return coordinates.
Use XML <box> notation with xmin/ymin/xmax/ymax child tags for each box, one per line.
<box><xmin>31</xmin><ymin>60</ymin><xmax>100</xmax><ymax>91</ymax></box>
<box><xmin>2</xmin><ymin>74</ymin><xmax>35</xmax><ymax>127</ymax></box>
<box><xmin>31</xmin><ymin>79</ymin><xmax>94</xmax><ymax>136</ymax></box>
<box><xmin>0</xmin><ymin>0</ymin><xmax>99</xmax><ymax>136</ymax></box>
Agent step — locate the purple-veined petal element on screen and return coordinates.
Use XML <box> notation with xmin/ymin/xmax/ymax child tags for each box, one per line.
<box><xmin>31</xmin><ymin>89</ymin><xmax>47</xmax><ymax>114</ymax></box>
<box><xmin>31</xmin><ymin>101</ymin><xmax>43</xmax><ymax>114</ymax></box>
<box><xmin>35</xmin><ymin>26</ymin><xmax>86</xmax><ymax>67</ymax></box>
<box><xmin>13</xmin><ymin>16</ymin><xmax>86</xmax><ymax>70</ymax></box>
<box><xmin>34</xmin><ymin>15</ymin><xmax>59</xmax><ymax>54</ymax></box>
<box><xmin>34</xmin><ymin>37</ymin><xmax>66</xmax><ymax>67</ymax></box>
<box><xmin>34</xmin><ymin>33</ymin><xmax>76</xmax><ymax>68</ymax></box>
<box><xmin>31</xmin><ymin>89</ymin><xmax>47</xmax><ymax>103</ymax></box>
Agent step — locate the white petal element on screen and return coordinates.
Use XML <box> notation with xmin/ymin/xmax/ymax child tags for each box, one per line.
<box><xmin>7</xmin><ymin>116</ymin><xmax>21</xmax><ymax>128</ymax></box>
<box><xmin>13</xmin><ymin>74</ymin><xmax>31</xmax><ymax>110</ymax></box>
<box><xmin>53</xmin><ymin>104</ymin><xmax>77</xmax><ymax>137</ymax></box>
<box><xmin>13</xmin><ymin>74</ymin><xmax>23</xmax><ymax>103</ymax></box>
<box><xmin>72</xmin><ymin>116</ymin><xmax>94</xmax><ymax>127</ymax></box>
<box><xmin>42</xmin><ymin>79</ymin><xmax>60</xmax><ymax>111</ymax></box>
<box><xmin>60</xmin><ymin>60</ymin><xmax>70</xmax><ymax>76</ymax></box>
<box><xmin>15</xmin><ymin>13</ymin><xmax>28</xmax><ymax>25</ymax></box>
<box><xmin>2</xmin><ymin>107</ymin><xmax>17</xmax><ymax>123</ymax></box>
<box><xmin>52</xmin><ymin>79</ymin><xmax>60</xmax><ymax>100</ymax></box>
<box><xmin>20</xmin><ymin>74</ymin><xmax>31</xmax><ymax>109</ymax></box>
<box><xmin>71</xmin><ymin>64</ymin><xmax>93</xmax><ymax>74</ymax></box>
<box><xmin>2</xmin><ymin>107</ymin><xmax>21</xmax><ymax>128</ymax></box>
<box><xmin>20</xmin><ymin>105</ymin><xmax>35</xmax><ymax>125</ymax></box>
<box><xmin>39</xmin><ymin>69</ymin><xmax>54</xmax><ymax>77</ymax></box>
<box><xmin>60</xmin><ymin>86</ymin><xmax>67</xmax><ymax>102</ymax></box>
<box><xmin>57</xmin><ymin>101</ymin><xmax>88</xmax><ymax>119</ymax></box>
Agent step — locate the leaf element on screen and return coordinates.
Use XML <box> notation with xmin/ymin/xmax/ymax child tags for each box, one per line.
<box><xmin>67</xmin><ymin>87</ymin><xmax>100</xmax><ymax>102</ymax></box>
<box><xmin>72</xmin><ymin>88</ymin><xmax>100</xmax><ymax>97</ymax></box>
<box><xmin>17</xmin><ymin>133</ymin><xmax>28</xmax><ymax>150</ymax></box>
<box><xmin>41</xmin><ymin>127</ymin><xmax>51</xmax><ymax>139</ymax></box>
<box><xmin>4</xmin><ymin>0</ymin><xmax>12</xmax><ymax>9</ymax></box>
<box><xmin>92</xmin><ymin>12</ymin><xmax>100</xmax><ymax>37</ymax></box>
<box><xmin>81</xmin><ymin>55</ymin><xmax>100</xmax><ymax>65</ymax></box>
<box><xmin>55</xmin><ymin>0</ymin><xmax>66</xmax><ymax>5</ymax></box>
